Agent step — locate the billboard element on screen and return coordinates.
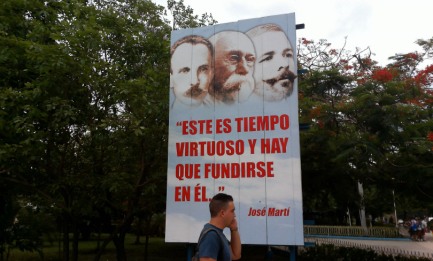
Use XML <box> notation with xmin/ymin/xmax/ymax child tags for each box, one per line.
<box><xmin>166</xmin><ymin>13</ymin><xmax>303</xmax><ymax>246</ymax></box>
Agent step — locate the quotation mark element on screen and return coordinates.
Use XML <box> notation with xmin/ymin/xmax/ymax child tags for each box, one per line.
<box><xmin>218</xmin><ymin>186</ymin><xmax>225</xmax><ymax>191</ymax></box>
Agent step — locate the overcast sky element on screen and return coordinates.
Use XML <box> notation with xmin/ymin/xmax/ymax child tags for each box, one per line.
<box><xmin>155</xmin><ymin>0</ymin><xmax>433</xmax><ymax>66</ymax></box>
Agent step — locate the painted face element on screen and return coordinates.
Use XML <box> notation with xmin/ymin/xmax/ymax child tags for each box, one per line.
<box><xmin>211</xmin><ymin>32</ymin><xmax>256</xmax><ymax>103</ymax></box>
<box><xmin>250</xmin><ymin>30</ymin><xmax>296</xmax><ymax>101</ymax></box>
<box><xmin>171</xmin><ymin>43</ymin><xmax>212</xmax><ymax>106</ymax></box>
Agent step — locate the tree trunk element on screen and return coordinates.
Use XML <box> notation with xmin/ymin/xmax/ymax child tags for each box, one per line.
<box><xmin>72</xmin><ymin>224</ymin><xmax>79</xmax><ymax>261</ymax></box>
<box><xmin>134</xmin><ymin>218</ymin><xmax>142</xmax><ymax>245</ymax></box>
<box><xmin>113</xmin><ymin>233</ymin><xmax>127</xmax><ymax>261</ymax></box>
<box><xmin>93</xmin><ymin>234</ymin><xmax>112</xmax><ymax>261</ymax></box>
<box><xmin>144</xmin><ymin>233</ymin><xmax>150</xmax><ymax>261</ymax></box>
<box><xmin>95</xmin><ymin>140</ymin><xmax>150</xmax><ymax>261</ymax></box>
<box><xmin>143</xmin><ymin>215</ymin><xmax>151</xmax><ymax>261</ymax></box>
<box><xmin>96</xmin><ymin>224</ymin><xmax>101</xmax><ymax>252</ymax></box>
<box><xmin>63</xmin><ymin>222</ymin><xmax>70</xmax><ymax>261</ymax></box>
<box><xmin>357</xmin><ymin>181</ymin><xmax>368</xmax><ymax>234</ymax></box>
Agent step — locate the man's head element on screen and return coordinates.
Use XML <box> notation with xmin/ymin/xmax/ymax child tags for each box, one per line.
<box><xmin>209</xmin><ymin>193</ymin><xmax>236</xmax><ymax>227</ymax></box>
<box><xmin>209</xmin><ymin>31</ymin><xmax>256</xmax><ymax>104</ymax></box>
<box><xmin>246</xmin><ymin>24</ymin><xmax>297</xmax><ymax>102</ymax></box>
<box><xmin>170</xmin><ymin>35</ymin><xmax>213</xmax><ymax>107</ymax></box>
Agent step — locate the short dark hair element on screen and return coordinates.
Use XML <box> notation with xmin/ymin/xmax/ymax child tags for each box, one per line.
<box><xmin>209</xmin><ymin>193</ymin><xmax>233</xmax><ymax>217</ymax></box>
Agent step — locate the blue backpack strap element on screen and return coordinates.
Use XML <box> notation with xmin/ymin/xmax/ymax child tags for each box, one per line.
<box><xmin>197</xmin><ymin>228</ymin><xmax>216</xmax><ymax>247</ymax></box>
<box><xmin>195</xmin><ymin>228</ymin><xmax>225</xmax><ymax>257</ymax></box>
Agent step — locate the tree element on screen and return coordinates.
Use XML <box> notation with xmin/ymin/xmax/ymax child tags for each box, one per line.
<box><xmin>298</xmin><ymin>36</ymin><xmax>433</xmax><ymax>226</ymax></box>
<box><xmin>0</xmin><ymin>0</ymin><xmax>169</xmax><ymax>260</ymax></box>
<box><xmin>1</xmin><ymin>0</ymin><xmax>218</xmax><ymax>260</ymax></box>
<box><xmin>167</xmin><ymin>0</ymin><xmax>217</xmax><ymax>30</ymax></box>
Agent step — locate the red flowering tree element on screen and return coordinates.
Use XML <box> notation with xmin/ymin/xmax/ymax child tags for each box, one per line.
<box><xmin>298</xmin><ymin>36</ymin><xmax>433</xmax><ymax>225</ymax></box>
<box><xmin>371</xmin><ymin>68</ymin><xmax>394</xmax><ymax>83</ymax></box>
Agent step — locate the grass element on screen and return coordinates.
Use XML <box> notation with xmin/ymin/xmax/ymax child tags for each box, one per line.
<box><xmin>6</xmin><ymin>234</ymin><xmax>293</xmax><ymax>260</ymax></box>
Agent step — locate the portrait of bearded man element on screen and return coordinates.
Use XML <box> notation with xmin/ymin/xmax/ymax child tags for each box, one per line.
<box><xmin>246</xmin><ymin>24</ymin><xmax>297</xmax><ymax>102</ymax></box>
<box><xmin>208</xmin><ymin>31</ymin><xmax>256</xmax><ymax>105</ymax></box>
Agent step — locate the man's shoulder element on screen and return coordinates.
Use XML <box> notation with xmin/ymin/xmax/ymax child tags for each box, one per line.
<box><xmin>201</xmin><ymin>224</ymin><xmax>226</xmax><ymax>241</ymax></box>
<box><xmin>203</xmin><ymin>223</ymin><xmax>222</xmax><ymax>231</ymax></box>
<box><xmin>201</xmin><ymin>224</ymin><xmax>222</xmax><ymax>237</ymax></box>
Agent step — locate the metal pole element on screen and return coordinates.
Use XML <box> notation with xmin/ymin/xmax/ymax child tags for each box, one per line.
<box><xmin>186</xmin><ymin>244</ymin><xmax>193</xmax><ymax>261</ymax></box>
<box><xmin>289</xmin><ymin>246</ymin><xmax>297</xmax><ymax>261</ymax></box>
<box><xmin>392</xmin><ymin>189</ymin><xmax>398</xmax><ymax>228</ymax></box>
<box><xmin>347</xmin><ymin>207</ymin><xmax>352</xmax><ymax>226</ymax></box>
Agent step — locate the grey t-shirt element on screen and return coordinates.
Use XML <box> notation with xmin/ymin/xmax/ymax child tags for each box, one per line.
<box><xmin>198</xmin><ymin>223</ymin><xmax>230</xmax><ymax>261</ymax></box>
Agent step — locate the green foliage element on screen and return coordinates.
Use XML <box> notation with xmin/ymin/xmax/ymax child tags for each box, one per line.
<box><xmin>1</xmin><ymin>0</ymin><xmax>432</xmax><ymax>258</ymax></box>
<box><xmin>6</xmin><ymin>236</ymin><xmax>187</xmax><ymax>261</ymax></box>
<box><xmin>167</xmin><ymin>0</ymin><xmax>217</xmax><ymax>29</ymax></box>
<box><xmin>0</xmin><ymin>0</ymin><xmax>218</xmax><ymax>259</ymax></box>
<box><xmin>428</xmin><ymin>220</ymin><xmax>433</xmax><ymax>231</ymax></box>
<box><xmin>299</xmin><ymin>36</ymin><xmax>433</xmax><ymax>225</ymax></box>
<box><xmin>0</xmin><ymin>199</ymin><xmax>56</xmax><ymax>260</ymax></box>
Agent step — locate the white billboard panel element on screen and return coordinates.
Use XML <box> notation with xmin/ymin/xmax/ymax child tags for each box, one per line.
<box><xmin>166</xmin><ymin>13</ymin><xmax>303</xmax><ymax>246</ymax></box>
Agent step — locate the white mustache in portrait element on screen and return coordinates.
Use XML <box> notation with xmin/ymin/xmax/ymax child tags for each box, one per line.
<box><xmin>221</xmin><ymin>73</ymin><xmax>254</xmax><ymax>102</ymax></box>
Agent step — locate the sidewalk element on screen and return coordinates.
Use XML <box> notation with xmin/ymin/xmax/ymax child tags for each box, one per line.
<box><xmin>305</xmin><ymin>231</ymin><xmax>433</xmax><ymax>259</ymax></box>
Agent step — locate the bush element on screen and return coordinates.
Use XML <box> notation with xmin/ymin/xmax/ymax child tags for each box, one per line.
<box><xmin>427</xmin><ymin>220</ymin><xmax>433</xmax><ymax>231</ymax></box>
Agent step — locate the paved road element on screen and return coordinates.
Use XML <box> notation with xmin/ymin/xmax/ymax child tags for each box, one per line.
<box><xmin>306</xmin><ymin>230</ymin><xmax>433</xmax><ymax>259</ymax></box>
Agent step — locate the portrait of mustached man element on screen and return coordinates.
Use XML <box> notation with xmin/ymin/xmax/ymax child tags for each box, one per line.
<box><xmin>247</xmin><ymin>24</ymin><xmax>297</xmax><ymax>102</ymax></box>
<box><xmin>170</xmin><ymin>35</ymin><xmax>213</xmax><ymax>109</ymax></box>
<box><xmin>209</xmin><ymin>31</ymin><xmax>256</xmax><ymax>105</ymax></box>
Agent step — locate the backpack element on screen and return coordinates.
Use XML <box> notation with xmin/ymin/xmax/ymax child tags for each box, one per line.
<box><xmin>192</xmin><ymin>228</ymin><xmax>225</xmax><ymax>261</ymax></box>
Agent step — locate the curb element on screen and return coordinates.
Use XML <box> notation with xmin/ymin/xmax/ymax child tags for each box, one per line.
<box><xmin>305</xmin><ymin>235</ymin><xmax>411</xmax><ymax>241</ymax></box>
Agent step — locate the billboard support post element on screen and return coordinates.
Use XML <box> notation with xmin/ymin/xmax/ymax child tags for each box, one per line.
<box><xmin>290</xmin><ymin>245</ymin><xmax>297</xmax><ymax>260</ymax></box>
<box><xmin>187</xmin><ymin>244</ymin><xmax>193</xmax><ymax>261</ymax></box>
